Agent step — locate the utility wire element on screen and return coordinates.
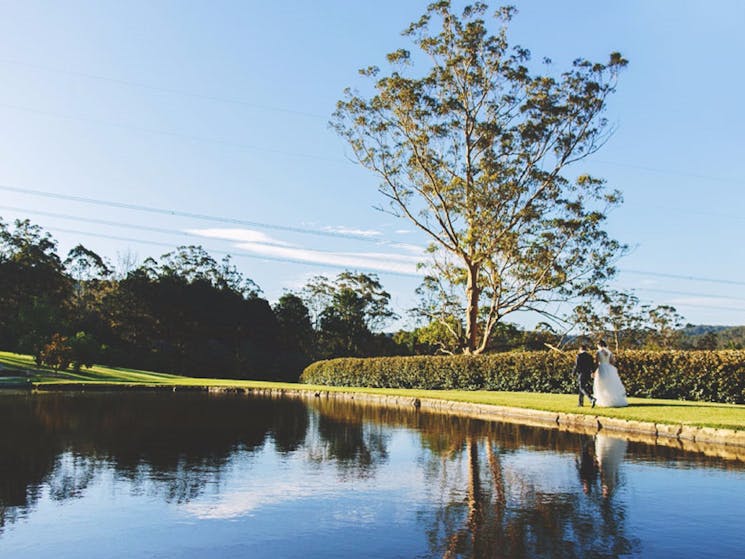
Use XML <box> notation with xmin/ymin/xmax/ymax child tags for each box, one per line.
<box><xmin>595</xmin><ymin>159</ymin><xmax>742</xmax><ymax>185</ymax></box>
<box><xmin>0</xmin><ymin>101</ymin><xmax>346</xmax><ymax>164</ymax></box>
<box><xmin>619</xmin><ymin>287</ymin><xmax>745</xmax><ymax>303</ymax></box>
<box><xmin>619</xmin><ymin>269</ymin><xmax>745</xmax><ymax>287</ymax></box>
<box><xmin>0</xmin><ymin>185</ymin><xmax>414</xmax><ymax>248</ymax></box>
<box><xmin>0</xmin><ymin>204</ymin><xmax>423</xmax><ymax>260</ymax></box>
<box><xmin>2</xmin><ymin>186</ymin><xmax>742</xmax><ymax>288</ymax></box>
<box><xmin>665</xmin><ymin>301</ymin><xmax>745</xmax><ymax>313</ymax></box>
<box><xmin>3</xmin><ymin>59</ymin><xmax>743</xmax><ymax>186</ymax></box>
<box><xmin>37</xmin><ymin>225</ymin><xmax>423</xmax><ymax>279</ymax></box>
<box><xmin>3</xmin><ymin>209</ymin><xmax>741</xmax><ymax>312</ymax></box>
<box><xmin>0</xmin><ymin>57</ymin><xmax>327</xmax><ymax>119</ymax></box>
<box><xmin>8</xmin><ymin>202</ymin><xmax>742</xmax><ymax>305</ymax></box>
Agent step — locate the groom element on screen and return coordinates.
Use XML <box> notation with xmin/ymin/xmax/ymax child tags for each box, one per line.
<box><xmin>574</xmin><ymin>343</ymin><xmax>596</xmax><ymax>408</ymax></box>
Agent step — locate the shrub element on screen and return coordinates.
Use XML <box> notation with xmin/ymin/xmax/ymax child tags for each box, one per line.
<box><xmin>40</xmin><ymin>333</ymin><xmax>72</xmax><ymax>371</ymax></box>
<box><xmin>300</xmin><ymin>350</ymin><xmax>745</xmax><ymax>404</ymax></box>
<box><xmin>69</xmin><ymin>331</ymin><xmax>99</xmax><ymax>372</ymax></box>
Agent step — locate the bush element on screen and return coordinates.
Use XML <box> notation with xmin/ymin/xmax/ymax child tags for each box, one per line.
<box><xmin>69</xmin><ymin>331</ymin><xmax>99</xmax><ymax>372</ymax></box>
<box><xmin>300</xmin><ymin>350</ymin><xmax>745</xmax><ymax>404</ymax></box>
<box><xmin>40</xmin><ymin>333</ymin><xmax>72</xmax><ymax>371</ymax></box>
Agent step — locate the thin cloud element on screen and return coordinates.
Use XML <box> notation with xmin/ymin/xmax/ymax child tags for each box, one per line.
<box><xmin>394</xmin><ymin>242</ymin><xmax>427</xmax><ymax>254</ymax></box>
<box><xmin>321</xmin><ymin>225</ymin><xmax>383</xmax><ymax>238</ymax></box>
<box><xmin>187</xmin><ymin>227</ymin><xmax>424</xmax><ymax>276</ymax></box>
<box><xmin>669</xmin><ymin>296</ymin><xmax>745</xmax><ymax>309</ymax></box>
<box><xmin>187</xmin><ymin>228</ymin><xmax>295</xmax><ymax>247</ymax></box>
<box><xmin>235</xmin><ymin>241</ymin><xmax>421</xmax><ymax>275</ymax></box>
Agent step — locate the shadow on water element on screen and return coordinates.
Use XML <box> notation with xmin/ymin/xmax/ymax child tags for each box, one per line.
<box><xmin>0</xmin><ymin>392</ymin><xmax>742</xmax><ymax>558</ymax></box>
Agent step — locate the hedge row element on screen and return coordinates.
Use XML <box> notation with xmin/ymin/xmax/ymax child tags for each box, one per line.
<box><xmin>300</xmin><ymin>350</ymin><xmax>745</xmax><ymax>404</ymax></box>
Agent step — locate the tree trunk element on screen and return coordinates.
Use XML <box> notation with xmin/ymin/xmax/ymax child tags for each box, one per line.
<box><xmin>465</xmin><ymin>263</ymin><xmax>481</xmax><ymax>353</ymax></box>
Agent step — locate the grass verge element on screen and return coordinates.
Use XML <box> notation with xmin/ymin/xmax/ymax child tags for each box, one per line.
<box><xmin>2</xmin><ymin>350</ymin><xmax>743</xmax><ymax>431</ymax></box>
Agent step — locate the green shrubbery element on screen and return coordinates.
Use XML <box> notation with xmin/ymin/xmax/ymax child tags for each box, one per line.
<box><xmin>301</xmin><ymin>350</ymin><xmax>745</xmax><ymax>404</ymax></box>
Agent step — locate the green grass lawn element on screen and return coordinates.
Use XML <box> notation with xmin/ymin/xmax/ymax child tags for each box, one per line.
<box><xmin>2</xmin><ymin>350</ymin><xmax>743</xmax><ymax>430</ymax></box>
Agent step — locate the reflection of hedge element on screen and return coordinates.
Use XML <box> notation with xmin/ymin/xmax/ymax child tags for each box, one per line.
<box><xmin>301</xmin><ymin>350</ymin><xmax>745</xmax><ymax>404</ymax></box>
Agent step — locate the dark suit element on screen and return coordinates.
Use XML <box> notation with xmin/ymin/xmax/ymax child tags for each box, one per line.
<box><xmin>574</xmin><ymin>350</ymin><xmax>595</xmax><ymax>406</ymax></box>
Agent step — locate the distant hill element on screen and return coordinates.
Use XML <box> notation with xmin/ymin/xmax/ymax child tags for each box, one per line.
<box><xmin>715</xmin><ymin>326</ymin><xmax>745</xmax><ymax>349</ymax></box>
<box><xmin>681</xmin><ymin>325</ymin><xmax>745</xmax><ymax>349</ymax></box>
<box><xmin>681</xmin><ymin>324</ymin><xmax>733</xmax><ymax>336</ymax></box>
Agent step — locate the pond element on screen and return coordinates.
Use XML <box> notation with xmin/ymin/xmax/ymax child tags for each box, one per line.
<box><xmin>0</xmin><ymin>391</ymin><xmax>743</xmax><ymax>558</ymax></box>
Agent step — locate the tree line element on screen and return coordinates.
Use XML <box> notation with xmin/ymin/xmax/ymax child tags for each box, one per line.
<box><xmin>0</xmin><ymin>218</ymin><xmax>416</xmax><ymax>380</ymax></box>
<box><xmin>0</xmin><ymin>217</ymin><xmax>732</xmax><ymax>381</ymax></box>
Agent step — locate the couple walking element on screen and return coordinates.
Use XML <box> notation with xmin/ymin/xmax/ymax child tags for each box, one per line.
<box><xmin>575</xmin><ymin>340</ymin><xmax>628</xmax><ymax>408</ymax></box>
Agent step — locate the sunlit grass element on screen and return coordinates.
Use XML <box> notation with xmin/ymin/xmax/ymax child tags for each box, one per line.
<box><xmin>2</xmin><ymin>350</ymin><xmax>743</xmax><ymax>430</ymax></box>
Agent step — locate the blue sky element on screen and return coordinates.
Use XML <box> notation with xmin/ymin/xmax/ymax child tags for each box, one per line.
<box><xmin>1</xmin><ymin>0</ymin><xmax>743</xmax><ymax>329</ymax></box>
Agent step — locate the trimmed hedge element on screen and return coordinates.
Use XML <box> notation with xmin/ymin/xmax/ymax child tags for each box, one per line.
<box><xmin>300</xmin><ymin>350</ymin><xmax>745</xmax><ymax>404</ymax></box>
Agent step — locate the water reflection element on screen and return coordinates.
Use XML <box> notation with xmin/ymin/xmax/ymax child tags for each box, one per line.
<box><xmin>0</xmin><ymin>392</ymin><xmax>743</xmax><ymax>558</ymax></box>
<box><xmin>596</xmin><ymin>435</ymin><xmax>628</xmax><ymax>498</ymax></box>
<box><xmin>418</xmin><ymin>434</ymin><xmax>640</xmax><ymax>558</ymax></box>
<box><xmin>0</xmin><ymin>392</ymin><xmax>307</xmax><ymax>513</ymax></box>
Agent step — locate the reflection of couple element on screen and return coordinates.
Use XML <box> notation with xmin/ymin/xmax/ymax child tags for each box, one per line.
<box><xmin>574</xmin><ymin>340</ymin><xmax>628</xmax><ymax>408</ymax></box>
<box><xmin>577</xmin><ymin>434</ymin><xmax>627</xmax><ymax>498</ymax></box>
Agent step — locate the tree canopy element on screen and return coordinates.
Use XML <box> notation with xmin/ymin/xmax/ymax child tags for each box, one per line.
<box><xmin>333</xmin><ymin>2</ymin><xmax>628</xmax><ymax>353</ymax></box>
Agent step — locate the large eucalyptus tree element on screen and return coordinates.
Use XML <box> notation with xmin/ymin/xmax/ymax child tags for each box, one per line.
<box><xmin>333</xmin><ymin>2</ymin><xmax>627</xmax><ymax>353</ymax></box>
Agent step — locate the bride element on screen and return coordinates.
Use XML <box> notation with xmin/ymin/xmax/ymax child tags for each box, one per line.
<box><xmin>593</xmin><ymin>340</ymin><xmax>628</xmax><ymax>407</ymax></box>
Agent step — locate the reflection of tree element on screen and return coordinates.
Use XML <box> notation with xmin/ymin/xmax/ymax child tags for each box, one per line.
<box><xmin>309</xmin><ymin>399</ymin><xmax>390</xmax><ymax>478</ymax></box>
<box><xmin>2</xmin><ymin>392</ymin><xmax>741</xmax><ymax>551</ymax></box>
<box><xmin>422</xmin><ymin>428</ymin><xmax>641</xmax><ymax>558</ymax></box>
<box><xmin>0</xmin><ymin>393</ymin><xmax>62</xmax><ymax>532</ymax></box>
<box><xmin>0</xmin><ymin>392</ymin><xmax>310</xmax><ymax>530</ymax></box>
<box><xmin>47</xmin><ymin>454</ymin><xmax>99</xmax><ymax>502</ymax></box>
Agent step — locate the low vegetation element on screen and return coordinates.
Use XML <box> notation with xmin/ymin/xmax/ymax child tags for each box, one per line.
<box><xmin>301</xmin><ymin>350</ymin><xmax>745</xmax><ymax>404</ymax></box>
<box><xmin>2</xmin><ymin>350</ymin><xmax>744</xmax><ymax>431</ymax></box>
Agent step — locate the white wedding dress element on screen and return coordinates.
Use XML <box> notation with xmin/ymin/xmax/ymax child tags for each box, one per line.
<box><xmin>593</xmin><ymin>348</ymin><xmax>628</xmax><ymax>407</ymax></box>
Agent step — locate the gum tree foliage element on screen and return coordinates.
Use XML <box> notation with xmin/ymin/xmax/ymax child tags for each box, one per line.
<box><xmin>297</xmin><ymin>271</ymin><xmax>399</xmax><ymax>359</ymax></box>
<box><xmin>63</xmin><ymin>244</ymin><xmax>114</xmax><ymax>339</ymax></box>
<box><xmin>571</xmin><ymin>290</ymin><xmax>685</xmax><ymax>350</ymax></box>
<box><xmin>0</xmin><ymin>218</ymin><xmax>71</xmax><ymax>355</ymax></box>
<box><xmin>120</xmin><ymin>245</ymin><xmax>276</xmax><ymax>376</ymax></box>
<box><xmin>298</xmin><ymin>271</ymin><xmax>397</xmax><ymax>332</ymax></box>
<box><xmin>333</xmin><ymin>2</ymin><xmax>627</xmax><ymax>353</ymax></box>
<box><xmin>273</xmin><ymin>293</ymin><xmax>316</xmax><ymax>373</ymax></box>
<box><xmin>141</xmin><ymin>245</ymin><xmax>261</xmax><ymax>299</ymax></box>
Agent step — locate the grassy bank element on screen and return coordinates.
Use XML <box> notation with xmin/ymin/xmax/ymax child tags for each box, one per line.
<box><xmin>2</xmin><ymin>351</ymin><xmax>744</xmax><ymax>431</ymax></box>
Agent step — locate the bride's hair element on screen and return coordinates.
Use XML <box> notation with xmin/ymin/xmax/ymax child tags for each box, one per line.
<box><xmin>597</xmin><ymin>339</ymin><xmax>608</xmax><ymax>348</ymax></box>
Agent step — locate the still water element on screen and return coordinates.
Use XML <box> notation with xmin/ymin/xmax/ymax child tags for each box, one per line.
<box><xmin>0</xmin><ymin>391</ymin><xmax>743</xmax><ymax>558</ymax></box>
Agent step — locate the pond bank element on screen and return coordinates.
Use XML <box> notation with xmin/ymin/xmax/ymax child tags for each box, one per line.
<box><xmin>27</xmin><ymin>382</ymin><xmax>745</xmax><ymax>461</ymax></box>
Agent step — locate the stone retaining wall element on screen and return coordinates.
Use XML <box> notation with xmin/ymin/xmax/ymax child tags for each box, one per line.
<box><xmin>215</xmin><ymin>387</ymin><xmax>745</xmax><ymax>461</ymax></box>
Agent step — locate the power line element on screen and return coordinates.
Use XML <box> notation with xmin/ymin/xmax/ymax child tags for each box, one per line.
<box><xmin>4</xmin><ymin>187</ymin><xmax>743</xmax><ymax>311</ymax></box>
<box><xmin>0</xmin><ymin>57</ymin><xmax>327</xmax><ymax>119</ymax></box>
<box><xmin>0</xmin><ymin>204</ymin><xmax>193</xmax><ymax>238</ymax></box>
<box><xmin>37</xmin><ymin>225</ymin><xmax>423</xmax><ymax>279</ymax></box>
<box><xmin>3</xmin><ymin>186</ymin><xmax>742</xmax><ymax>289</ymax></box>
<box><xmin>0</xmin><ymin>184</ymin><xmax>412</xmax><ymax>247</ymax></box>
<box><xmin>620</xmin><ymin>269</ymin><xmax>745</xmax><ymax>287</ymax></box>
<box><xmin>594</xmin><ymin>159</ymin><xmax>743</xmax><ymax>185</ymax></box>
<box><xmin>40</xmin><ymin>230</ymin><xmax>745</xmax><ymax>311</ymax></box>
<box><xmin>627</xmin><ymin>287</ymin><xmax>745</xmax><ymax>303</ymax></box>
<box><xmin>0</xmin><ymin>204</ymin><xmax>423</xmax><ymax>261</ymax></box>
<box><xmin>665</xmin><ymin>301</ymin><xmax>745</xmax><ymax>313</ymax></box>
<box><xmin>3</xmin><ymin>59</ymin><xmax>743</xmax><ymax>187</ymax></box>
<box><xmin>0</xmin><ymin>101</ymin><xmax>346</xmax><ymax>164</ymax></box>
<box><xmin>3</xmin><ymin>208</ymin><xmax>741</xmax><ymax>312</ymax></box>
